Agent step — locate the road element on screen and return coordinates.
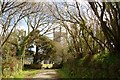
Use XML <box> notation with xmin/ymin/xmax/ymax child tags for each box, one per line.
<box><xmin>33</xmin><ymin>69</ymin><xmax>60</xmax><ymax>80</ymax></box>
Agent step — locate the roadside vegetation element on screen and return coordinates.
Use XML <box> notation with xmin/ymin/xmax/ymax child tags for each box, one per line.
<box><xmin>13</xmin><ymin>69</ymin><xmax>40</xmax><ymax>78</ymax></box>
<box><xmin>2</xmin><ymin>69</ymin><xmax>40</xmax><ymax>78</ymax></box>
<box><xmin>59</xmin><ymin>52</ymin><xmax>120</xmax><ymax>78</ymax></box>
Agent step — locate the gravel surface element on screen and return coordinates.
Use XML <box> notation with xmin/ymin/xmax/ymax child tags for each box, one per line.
<box><xmin>33</xmin><ymin>69</ymin><xmax>60</xmax><ymax>80</ymax></box>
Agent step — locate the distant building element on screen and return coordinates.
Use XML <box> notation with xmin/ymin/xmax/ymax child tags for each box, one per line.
<box><xmin>53</xmin><ymin>31</ymin><xmax>61</xmax><ymax>42</ymax></box>
<box><xmin>53</xmin><ymin>26</ymin><xmax>68</xmax><ymax>47</ymax></box>
<box><xmin>41</xmin><ymin>60</ymin><xmax>54</xmax><ymax>69</ymax></box>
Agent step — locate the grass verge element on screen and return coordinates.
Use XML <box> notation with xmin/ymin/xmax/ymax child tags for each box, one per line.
<box><xmin>57</xmin><ymin>69</ymin><xmax>69</xmax><ymax>78</ymax></box>
<box><xmin>14</xmin><ymin>69</ymin><xmax>40</xmax><ymax>78</ymax></box>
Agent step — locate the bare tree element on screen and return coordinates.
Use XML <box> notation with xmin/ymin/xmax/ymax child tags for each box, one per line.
<box><xmin>89</xmin><ymin>2</ymin><xmax>120</xmax><ymax>53</ymax></box>
<box><xmin>46</xmin><ymin>0</ymin><xmax>114</xmax><ymax>59</ymax></box>
<box><xmin>1</xmin><ymin>1</ymin><xmax>42</xmax><ymax>47</ymax></box>
<box><xmin>1</xmin><ymin>2</ymin><xmax>56</xmax><ymax>70</ymax></box>
<box><xmin>46</xmin><ymin>1</ymin><xmax>96</xmax><ymax>58</ymax></box>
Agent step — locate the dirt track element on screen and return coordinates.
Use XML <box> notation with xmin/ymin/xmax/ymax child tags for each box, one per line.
<box><xmin>33</xmin><ymin>69</ymin><xmax>60</xmax><ymax>79</ymax></box>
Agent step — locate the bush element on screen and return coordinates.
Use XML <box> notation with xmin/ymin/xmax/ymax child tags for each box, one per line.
<box><xmin>60</xmin><ymin>52</ymin><xmax>120</xmax><ymax>78</ymax></box>
<box><xmin>52</xmin><ymin>63</ymin><xmax>63</xmax><ymax>69</ymax></box>
<box><xmin>30</xmin><ymin>64</ymin><xmax>42</xmax><ymax>69</ymax></box>
<box><xmin>2</xmin><ymin>56</ymin><xmax>23</xmax><ymax>78</ymax></box>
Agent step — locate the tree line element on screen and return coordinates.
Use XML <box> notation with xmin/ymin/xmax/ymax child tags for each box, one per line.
<box><xmin>1</xmin><ymin>0</ymin><xmax>120</xmax><ymax>78</ymax></box>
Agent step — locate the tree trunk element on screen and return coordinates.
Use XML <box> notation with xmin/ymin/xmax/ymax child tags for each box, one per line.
<box><xmin>33</xmin><ymin>46</ymin><xmax>39</xmax><ymax>64</ymax></box>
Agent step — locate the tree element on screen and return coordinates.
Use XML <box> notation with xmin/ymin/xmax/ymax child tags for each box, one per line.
<box><xmin>46</xmin><ymin>1</ymin><xmax>116</xmax><ymax>60</ymax></box>
<box><xmin>46</xmin><ymin>1</ymin><xmax>98</xmax><ymax>59</ymax></box>
<box><xmin>1</xmin><ymin>1</ymin><xmax>41</xmax><ymax>47</ymax></box>
<box><xmin>33</xmin><ymin>35</ymin><xmax>56</xmax><ymax>64</ymax></box>
<box><xmin>89</xmin><ymin>2</ymin><xmax>120</xmax><ymax>53</ymax></box>
<box><xmin>2</xmin><ymin>29</ymin><xmax>25</xmax><ymax>77</ymax></box>
<box><xmin>1</xmin><ymin>1</ymin><xmax>56</xmax><ymax>75</ymax></box>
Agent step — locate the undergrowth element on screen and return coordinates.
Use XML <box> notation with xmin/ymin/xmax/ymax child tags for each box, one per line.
<box><xmin>59</xmin><ymin>52</ymin><xmax>120</xmax><ymax>78</ymax></box>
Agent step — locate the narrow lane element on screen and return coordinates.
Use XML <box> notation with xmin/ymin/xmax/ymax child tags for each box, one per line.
<box><xmin>33</xmin><ymin>69</ymin><xmax>60</xmax><ymax>80</ymax></box>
